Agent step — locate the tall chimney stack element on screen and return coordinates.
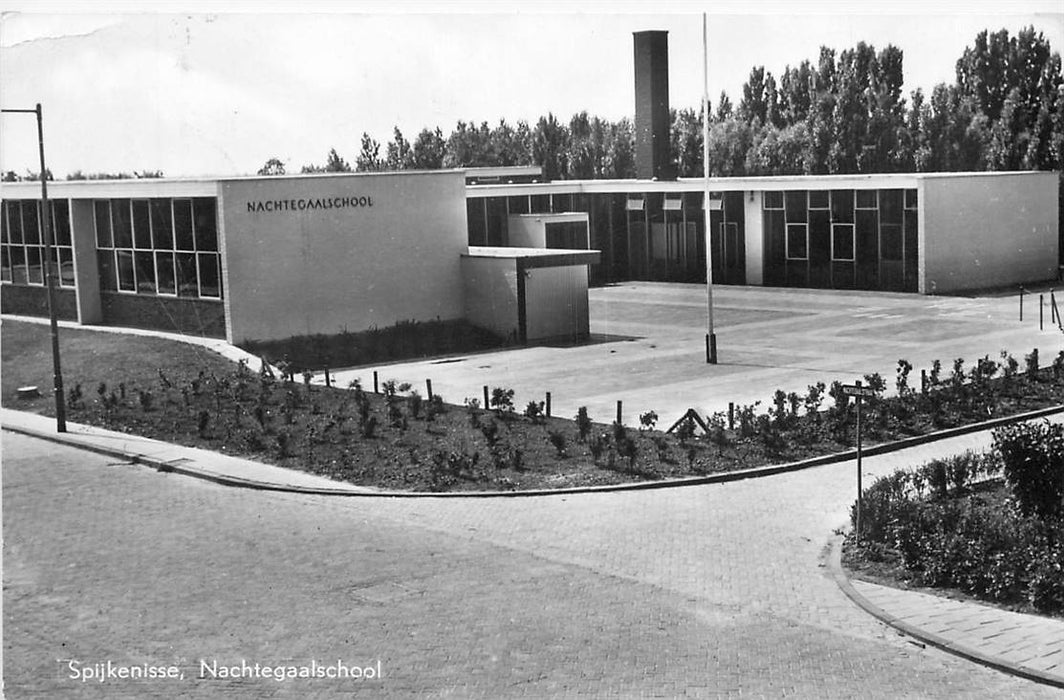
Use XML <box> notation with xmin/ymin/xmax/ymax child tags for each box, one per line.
<box><xmin>633</xmin><ymin>31</ymin><xmax>673</xmax><ymax>180</ymax></box>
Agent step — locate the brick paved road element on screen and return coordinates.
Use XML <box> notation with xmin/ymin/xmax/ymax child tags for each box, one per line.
<box><xmin>4</xmin><ymin>431</ymin><xmax>1058</xmax><ymax>698</ymax></box>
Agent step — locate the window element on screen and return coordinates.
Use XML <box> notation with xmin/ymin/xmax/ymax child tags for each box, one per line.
<box><xmin>881</xmin><ymin>223</ymin><xmax>903</xmax><ymax>261</ymax></box>
<box><xmin>808</xmin><ymin>191</ymin><xmax>830</xmax><ymax>209</ymax></box>
<box><xmin>786</xmin><ymin>223</ymin><xmax>808</xmax><ymax>260</ymax></box>
<box><xmin>663</xmin><ymin>194</ymin><xmax>682</xmax><ymax>211</ymax></box>
<box><xmin>625</xmin><ymin>197</ymin><xmax>645</xmax><ymax>211</ymax></box>
<box><xmin>904</xmin><ymin>189</ymin><xmax>918</xmax><ymax>209</ymax></box>
<box><xmin>92</xmin><ymin>196</ymin><xmax>222</xmax><ymax>299</ymax></box>
<box><xmin>763</xmin><ymin>191</ymin><xmax>784</xmax><ymax>209</ymax></box>
<box><xmin>832</xmin><ymin>224</ymin><xmax>855</xmax><ymax>261</ymax></box>
<box><xmin>856</xmin><ymin>190</ymin><xmax>878</xmax><ymax>209</ymax></box>
<box><xmin>1</xmin><ymin>199</ymin><xmax>75</xmax><ymax>288</ymax></box>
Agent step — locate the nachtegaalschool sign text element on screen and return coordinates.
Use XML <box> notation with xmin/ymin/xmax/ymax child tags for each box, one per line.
<box><xmin>245</xmin><ymin>195</ymin><xmax>373</xmax><ymax>214</ymax></box>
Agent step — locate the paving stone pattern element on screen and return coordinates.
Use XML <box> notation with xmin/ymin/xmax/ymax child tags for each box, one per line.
<box><xmin>4</xmin><ymin>430</ymin><xmax>1059</xmax><ymax>698</ymax></box>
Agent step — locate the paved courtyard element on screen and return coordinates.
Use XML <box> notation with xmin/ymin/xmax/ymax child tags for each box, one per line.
<box><xmin>4</xmin><ymin>426</ymin><xmax>1060</xmax><ymax>698</ymax></box>
<box><xmin>334</xmin><ymin>283</ymin><xmax>1060</xmax><ymax>425</ymax></box>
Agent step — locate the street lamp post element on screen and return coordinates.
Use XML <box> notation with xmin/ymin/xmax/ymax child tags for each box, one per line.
<box><xmin>2</xmin><ymin>103</ymin><xmax>66</xmax><ymax>432</ymax></box>
<box><xmin>702</xmin><ymin>14</ymin><xmax>717</xmax><ymax>364</ymax></box>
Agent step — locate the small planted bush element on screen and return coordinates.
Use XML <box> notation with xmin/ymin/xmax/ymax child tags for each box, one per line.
<box><xmin>993</xmin><ymin>420</ymin><xmax>1064</xmax><ymax>519</ymax></box>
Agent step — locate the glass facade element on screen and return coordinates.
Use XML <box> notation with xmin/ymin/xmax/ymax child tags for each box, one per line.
<box><xmin>0</xmin><ymin>199</ymin><xmax>75</xmax><ymax>288</ymax></box>
<box><xmin>94</xmin><ymin>197</ymin><xmax>222</xmax><ymax>299</ymax></box>
<box><xmin>468</xmin><ymin>184</ymin><xmax>917</xmax><ymax>292</ymax></box>
<box><xmin>763</xmin><ymin>188</ymin><xmax>918</xmax><ymax>292</ymax></box>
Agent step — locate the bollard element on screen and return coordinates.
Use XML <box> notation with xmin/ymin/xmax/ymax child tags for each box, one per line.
<box><xmin>616</xmin><ymin>400</ymin><xmax>623</xmax><ymax>425</ymax></box>
<box><xmin>921</xmin><ymin>369</ymin><xmax>927</xmax><ymax>395</ymax></box>
<box><xmin>483</xmin><ymin>385</ymin><xmax>490</xmax><ymax>409</ymax></box>
<box><xmin>373</xmin><ymin>371</ymin><xmax>379</xmax><ymax>394</ymax></box>
<box><xmin>728</xmin><ymin>402</ymin><xmax>735</xmax><ymax>430</ymax></box>
<box><xmin>426</xmin><ymin>379</ymin><xmax>433</xmax><ymax>400</ymax></box>
<box><xmin>545</xmin><ymin>392</ymin><xmax>552</xmax><ymax>418</ymax></box>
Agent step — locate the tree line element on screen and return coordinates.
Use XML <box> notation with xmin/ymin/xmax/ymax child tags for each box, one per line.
<box><xmin>2</xmin><ymin>27</ymin><xmax>1057</xmax><ymax>183</ymax></box>
<box><xmin>273</xmin><ymin>26</ymin><xmax>1062</xmax><ymax>181</ymax></box>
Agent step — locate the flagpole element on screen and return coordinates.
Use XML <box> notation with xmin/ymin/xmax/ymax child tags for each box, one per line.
<box><xmin>703</xmin><ymin>13</ymin><xmax>717</xmax><ymax>364</ymax></box>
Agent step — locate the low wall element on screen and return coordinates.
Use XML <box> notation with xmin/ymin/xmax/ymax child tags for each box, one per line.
<box><xmin>1</xmin><ymin>285</ymin><xmax>78</xmax><ymax>321</ymax></box>
<box><xmin>100</xmin><ymin>293</ymin><xmax>226</xmax><ymax>338</ymax></box>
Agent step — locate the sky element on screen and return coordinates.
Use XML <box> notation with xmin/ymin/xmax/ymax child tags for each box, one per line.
<box><xmin>1</xmin><ymin>0</ymin><xmax>1062</xmax><ymax>179</ymax></box>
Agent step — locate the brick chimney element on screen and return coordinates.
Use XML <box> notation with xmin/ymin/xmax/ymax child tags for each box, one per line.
<box><xmin>633</xmin><ymin>31</ymin><xmax>673</xmax><ymax>180</ymax></box>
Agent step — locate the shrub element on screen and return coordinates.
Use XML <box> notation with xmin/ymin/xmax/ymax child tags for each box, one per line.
<box><xmin>547</xmin><ymin>430</ymin><xmax>567</xmax><ymax>457</ymax></box>
<box><xmin>993</xmin><ymin>420</ymin><xmax>1064</xmax><ymax>519</ymax></box>
<box><xmin>1025</xmin><ymin>348</ymin><xmax>1039</xmax><ymax>378</ymax></box>
<box><xmin>524</xmin><ymin>401</ymin><xmax>545</xmax><ymax>423</ymax></box>
<box><xmin>896</xmin><ymin>359</ymin><xmax>914</xmax><ymax>397</ymax></box>
<box><xmin>138</xmin><ymin>390</ymin><xmax>154</xmax><ymax>412</ymax></box>
<box><xmin>588</xmin><ymin>433</ymin><xmax>606</xmax><ymax>462</ymax></box>
<box><xmin>480</xmin><ymin>419</ymin><xmax>500</xmax><ymax>447</ymax></box>
<box><xmin>638</xmin><ymin>410</ymin><xmax>658</xmax><ymax>431</ymax></box>
<box><xmin>464</xmin><ymin>397</ymin><xmax>481</xmax><ymax>428</ymax></box>
<box><xmin>575</xmin><ymin>407</ymin><xmax>592</xmax><ymax>442</ymax></box>
<box><xmin>408</xmin><ymin>391</ymin><xmax>423</xmax><ymax>419</ymax></box>
<box><xmin>674</xmin><ymin>417</ymin><xmax>695</xmax><ymax>446</ymax></box>
<box><xmin>490</xmin><ymin>387</ymin><xmax>515</xmax><ymax>413</ymax></box>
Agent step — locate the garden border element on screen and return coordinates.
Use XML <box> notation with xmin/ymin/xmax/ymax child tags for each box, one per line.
<box><xmin>5</xmin><ymin>402</ymin><xmax>1062</xmax><ymax>498</ymax></box>
<box><xmin>825</xmin><ymin>535</ymin><xmax>1064</xmax><ymax>689</ymax></box>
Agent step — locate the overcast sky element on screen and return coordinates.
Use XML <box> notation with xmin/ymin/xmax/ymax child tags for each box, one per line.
<box><xmin>1</xmin><ymin>1</ymin><xmax>1061</xmax><ymax>179</ymax></box>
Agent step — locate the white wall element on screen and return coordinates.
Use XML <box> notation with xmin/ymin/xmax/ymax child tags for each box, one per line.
<box><xmin>507</xmin><ymin>216</ymin><xmax>545</xmax><ymax>247</ymax></box>
<box><xmin>460</xmin><ymin>256</ymin><xmax>520</xmax><ymax>341</ymax></box>
<box><xmin>743</xmin><ymin>190</ymin><xmax>764</xmax><ymax>285</ymax></box>
<box><xmin>524</xmin><ymin>265</ymin><xmax>590</xmax><ymax>342</ymax></box>
<box><xmin>920</xmin><ymin>172</ymin><xmax>1059</xmax><ymax>294</ymax></box>
<box><xmin>219</xmin><ymin>171</ymin><xmax>467</xmax><ymax>342</ymax></box>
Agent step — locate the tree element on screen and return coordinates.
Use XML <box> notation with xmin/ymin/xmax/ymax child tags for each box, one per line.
<box><xmin>531</xmin><ymin>113</ymin><xmax>568</xmax><ymax>180</ymax></box>
<box><xmin>670</xmin><ymin>108</ymin><xmax>703</xmax><ymax>177</ymax></box>
<box><xmin>257</xmin><ymin>157</ymin><xmax>286</xmax><ymax>176</ymax></box>
<box><xmin>354</xmin><ymin>136</ymin><xmax>380</xmax><ymax>172</ymax></box>
<box><xmin>411</xmin><ymin>127</ymin><xmax>446</xmax><ymax>169</ymax></box>
<box><xmin>490</xmin><ymin>119</ymin><xmax>531</xmax><ymax>167</ymax></box>
<box><xmin>567</xmin><ymin>111</ymin><xmax>595</xmax><ymax>179</ymax></box>
<box><xmin>385</xmin><ymin>127</ymin><xmax>414</xmax><ymax>170</ymax></box>
<box><xmin>603</xmin><ymin>118</ymin><xmax>636</xmax><ymax>179</ymax></box>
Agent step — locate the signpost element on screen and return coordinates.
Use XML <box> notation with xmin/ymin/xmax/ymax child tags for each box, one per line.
<box><xmin>840</xmin><ymin>381</ymin><xmax>876</xmax><ymax>543</ymax></box>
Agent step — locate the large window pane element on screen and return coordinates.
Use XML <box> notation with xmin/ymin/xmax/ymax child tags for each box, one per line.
<box><xmin>176</xmin><ymin>252</ymin><xmax>198</xmax><ymax>297</ymax></box>
<box><xmin>809</xmin><ymin>190</ymin><xmax>829</xmax><ymax>209</ymax></box>
<box><xmin>173</xmin><ymin>199</ymin><xmax>194</xmax><ymax>250</ymax></box>
<box><xmin>198</xmin><ymin>253</ymin><xmax>221</xmax><ymax>297</ymax></box>
<box><xmin>116</xmin><ymin>250</ymin><xmax>135</xmax><ymax>291</ymax></box>
<box><xmin>881</xmin><ymin>223</ymin><xmax>903</xmax><ymax>261</ymax></box>
<box><xmin>135</xmin><ymin>251</ymin><xmax>156</xmax><ymax>293</ymax></box>
<box><xmin>879</xmin><ymin>189</ymin><xmax>903</xmax><ymax>225</ymax></box>
<box><xmin>57</xmin><ymin>247</ymin><xmax>76</xmax><ymax>287</ymax></box>
<box><xmin>832</xmin><ymin>224</ymin><xmax>855</xmax><ymax>261</ymax></box>
<box><xmin>10</xmin><ymin>245</ymin><xmax>27</xmax><ymax>283</ymax></box>
<box><xmin>26</xmin><ymin>246</ymin><xmax>43</xmax><ymax>284</ymax></box>
<box><xmin>1</xmin><ymin>202</ymin><xmax>8</xmax><ymax>244</ymax></box>
<box><xmin>0</xmin><ymin>245</ymin><xmax>10</xmax><ymax>281</ymax></box>
<box><xmin>786</xmin><ymin>223</ymin><xmax>808</xmax><ymax>259</ymax></box>
<box><xmin>94</xmin><ymin>200</ymin><xmax>113</xmax><ymax>248</ymax></box>
<box><xmin>52</xmin><ymin>200</ymin><xmax>72</xmax><ymax>246</ymax></box>
<box><xmin>856</xmin><ymin>190</ymin><xmax>878</xmax><ymax>209</ymax></box>
<box><xmin>132</xmin><ymin>200</ymin><xmax>151</xmax><ymax>249</ymax></box>
<box><xmin>112</xmin><ymin>200</ymin><xmax>133</xmax><ymax>248</ymax></box>
<box><xmin>22</xmin><ymin>201</ymin><xmax>40</xmax><ymax>244</ymax></box>
<box><xmin>156</xmin><ymin>252</ymin><xmax>176</xmax><ymax>294</ymax></box>
<box><xmin>763</xmin><ymin>191</ymin><xmax>783</xmax><ymax>209</ymax></box>
<box><xmin>97</xmin><ymin>250</ymin><xmax>117</xmax><ymax>291</ymax></box>
<box><xmin>785</xmin><ymin>191</ymin><xmax>807</xmax><ymax>223</ymax></box>
<box><xmin>193</xmin><ymin>198</ymin><xmax>218</xmax><ymax>251</ymax></box>
<box><xmin>831</xmin><ymin>190</ymin><xmax>854</xmax><ymax>223</ymax></box>
<box><xmin>150</xmin><ymin>199</ymin><xmax>174</xmax><ymax>249</ymax></box>
<box><xmin>8</xmin><ymin>202</ymin><xmax>24</xmax><ymax>243</ymax></box>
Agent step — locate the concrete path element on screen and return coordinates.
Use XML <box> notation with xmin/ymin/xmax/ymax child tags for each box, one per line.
<box><xmin>4</xmin><ymin>407</ymin><xmax>1063</xmax><ymax>695</ymax></box>
<box><xmin>329</xmin><ymin>283</ymin><xmax>1062</xmax><ymax>425</ymax></box>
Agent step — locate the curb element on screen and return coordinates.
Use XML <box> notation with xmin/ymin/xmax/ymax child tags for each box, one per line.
<box><xmin>4</xmin><ymin>403</ymin><xmax>1063</xmax><ymax>498</ymax></box>
<box><xmin>826</xmin><ymin>535</ymin><xmax>1064</xmax><ymax>689</ymax></box>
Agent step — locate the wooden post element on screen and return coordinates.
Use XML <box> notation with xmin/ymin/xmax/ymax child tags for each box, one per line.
<box><xmin>426</xmin><ymin>379</ymin><xmax>433</xmax><ymax>400</ymax></box>
<box><xmin>324</xmin><ymin>366</ymin><xmax>331</xmax><ymax>387</ymax></box>
<box><xmin>1040</xmin><ymin>294</ymin><xmax>1044</xmax><ymax>331</ymax></box>
<box><xmin>921</xmin><ymin>369</ymin><xmax>927</xmax><ymax>395</ymax></box>
<box><xmin>483</xmin><ymin>385</ymin><xmax>490</xmax><ymax>409</ymax></box>
<box><xmin>372</xmin><ymin>371</ymin><xmax>379</xmax><ymax>393</ymax></box>
<box><xmin>545</xmin><ymin>392</ymin><xmax>552</xmax><ymax>417</ymax></box>
<box><xmin>855</xmin><ymin>380</ymin><xmax>864</xmax><ymax>545</ymax></box>
<box><xmin>728</xmin><ymin>402</ymin><xmax>735</xmax><ymax>430</ymax></box>
<box><xmin>616</xmin><ymin>400</ymin><xmax>623</xmax><ymax>425</ymax></box>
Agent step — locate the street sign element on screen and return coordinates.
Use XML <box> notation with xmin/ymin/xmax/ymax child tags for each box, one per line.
<box><xmin>840</xmin><ymin>384</ymin><xmax>876</xmax><ymax>399</ymax></box>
